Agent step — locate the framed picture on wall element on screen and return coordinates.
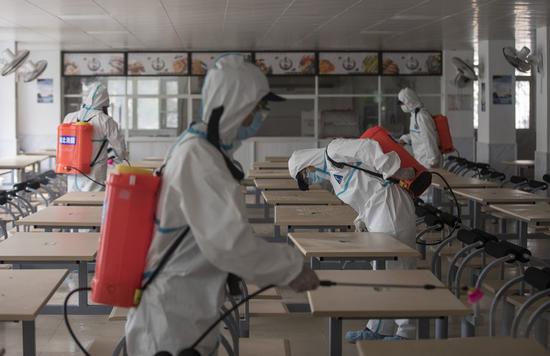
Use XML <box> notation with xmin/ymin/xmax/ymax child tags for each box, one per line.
<box><xmin>190</xmin><ymin>52</ymin><xmax>253</xmax><ymax>75</ymax></box>
<box><xmin>63</xmin><ymin>52</ymin><xmax>125</xmax><ymax>76</ymax></box>
<box><xmin>37</xmin><ymin>78</ymin><xmax>53</xmax><ymax>103</ymax></box>
<box><xmin>492</xmin><ymin>75</ymin><xmax>513</xmax><ymax>104</ymax></box>
<box><xmin>381</xmin><ymin>51</ymin><xmax>442</xmax><ymax>76</ymax></box>
<box><xmin>254</xmin><ymin>52</ymin><xmax>316</xmax><ymax>75</ymax></box>
<box><xmin>318</xmin><ymin>52</ymin><xmax>379</xmax><ymax>75</ymax></box>
<box><xmin>127</xmin><ymin>52</ymin><xmax>188</xmax><ymax>76</ymax></box>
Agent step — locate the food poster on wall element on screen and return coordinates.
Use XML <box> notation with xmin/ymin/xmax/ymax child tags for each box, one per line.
<box><xmin>382</xmin><ymin>52</ymin><xmax>442</xmax><ymax>75</ymax></box>
<box><xmin>492</xmin><ymin>75</ymin><xmax>513</xmax><ymax>104</ymax></box>
<box><xmin>37</xmin><ymin>78</ymin><xmax>53</xmax><ymax>103</ymax></box>
<box><xmin>318</xmin><ymin>52</ymin><xmax>379</xmax><ymax>75</ymax></box>
<box><xmin>255</xmin><ymin>52</ymin><xmax>316</xmax><ymax>75</ymax></box>
<box><xmin>127</xmin><ymin>53</ymin><xmax>188</xmax><ymax>75</ymax></box>
<box><xmin>63</xmin><ymin>53</ymin><xmax>125</xmax><ymax>76</ymax></box>
<box><xmin>191</xmin><ymin>52</ymin><xmax>253</xmax><ymax>75</ymax></box>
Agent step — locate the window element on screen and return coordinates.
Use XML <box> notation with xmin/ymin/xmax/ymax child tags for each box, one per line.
<box><xmin>515</xmin><ymin>78</ymin><xmax>530</xmax><ymax>129</ymax></box>
<box><xmin>63</xmin><ymin>74</ymin><xmax>442</xmax><ymax>139</ymax></box>
<box><xmin>473</xmin><ymin>71</ymin><xmax>531</xmax><ymax>130</ymax></box>
<box><xmin>473</xmin><ymin>80</ymin><xmax>479</xmax><ymax>129</ymax></box>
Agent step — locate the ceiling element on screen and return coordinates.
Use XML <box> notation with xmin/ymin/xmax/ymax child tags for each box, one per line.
<box><xmin>0</xmin><ymin>0</ymin><xmax>547</xmax><ymax>51</ymax></box>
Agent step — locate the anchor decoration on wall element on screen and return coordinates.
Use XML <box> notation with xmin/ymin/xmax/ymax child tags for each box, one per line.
<box><xmin>151</xmin><ymin>57</ymin><xmax>166</xmax><ymax>72</ymax></box>
<box><xmin>342</xmin><ymin>56</ymin><xmax>356</xmax><ymax>71</ymax></box>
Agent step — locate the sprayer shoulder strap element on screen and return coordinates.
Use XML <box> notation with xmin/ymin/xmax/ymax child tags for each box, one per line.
<box><xmin>90</xmin><ymin>139</ymin><xmax>108</xmax><ymax>167</ymax></box>
<box><xmin>324</xmin><ymin>148</ymin><xmax>396</xmax><ymax>183</ymax></box>
<box><xmin>140</xmin><ymin>226</ymin><xmax>190</xmax><ymax>293</ymax></box>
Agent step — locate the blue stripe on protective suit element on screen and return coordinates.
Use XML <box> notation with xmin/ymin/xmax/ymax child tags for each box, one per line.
<box><xmin>336</xmin><ymin>164</ymin><xmax>359</xmax><ymax>197</ymax></box>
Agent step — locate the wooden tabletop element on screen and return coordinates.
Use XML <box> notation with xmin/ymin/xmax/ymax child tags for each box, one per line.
<box><xmin>429</xmin><ymin>168</ymin><xmax>455</xmax><ymax>177</ymax></box>
<box><xmin>0</xmin><ymin>269</ymin><xmax>68</xmax><ymax>320</ymax></box>
<box><xmin>220</xmin><ymin>338</ymin><xmax>290</xmax><ymax>356</ymax></box>
<box><xmin>0</xmin><ymin>155</ymin><xmax>50</xmax><ymax>169</ymax></box>
<box><xmin>248</xmin><ymin>169</ymin><xmax>291</xmax><ymax>179</ymax></box>
<box><xmin>265</xmin><ymin>156</ymin><xmax>290</xmax><ymax>162</ymax></box>
<box><xmin>252</xmin><ymin>161</ymin><xmax>288</xmax><ymax>169</ymax></box>
<box><xmin>275</xmin><ymin>205</ymin><xmax>356</xmax><ymax>227</ymax></box>
<box><xmin>431</xmin><ymin>174</ymin><xmax>498</xmax><ymax>189</ymax></box>
<box><xmin>262</xmin><ymin>190</ymin><xmax>342</xmax><ymax>206</ymax></box>
<box><xmin>453</xmin><ymin>188</ymin><xmax>550</xmax><ymax>204</ymax></box>
<box><xmin>308</xmin><ymin>270</ymin><xmax>469</xmax><ymax>318</ymax></box>
<box><xmin>53</xmin><ymin>191</ymin><xmax>105</xmax><ymax>206</ymax></box>
<box><xmin>288</xmin><ymin>232</ymin><xmax>420</xmax><ymax>258</ymax></box>
<box><xmin>502</xmin><ymin>160</ymin><xmax>535</xmax><ymax>167</ymax></box>
<box><xmin>16</xmin><ymin>206</ymin><xmax>103</xmax><ymax>228</ymax></box>
<box><xmin>357</xmin><ymin>337</ymin><xmax>548</xmax><ymax>356</ymax></box>
<box><xmin>0</xmin><ymin>232</ymin><xmax>99</xmax><ymax>261</ymax></box>
<box><xmin>131</xmin><ymin>160</ymin><xmax>162</xmax><ymax>170</ymax></box>
<box><xmin>254</xmin><ymin>178</ymin><xmax>321</xmax><ymax>190</ymax></box>
<box><xmin>24</xmin><ymin>150</ymin><xmax>57</xmax><ymax>158</ymax></box>
<box><xmin>142</xmin><ymin>157</ymin><xmax>164</xmax><ymax>161</ymax></box>
<box><xmin>489</xmin><ymin>204</ymin><xmax>550</xmax><ymax>224</ymax></box>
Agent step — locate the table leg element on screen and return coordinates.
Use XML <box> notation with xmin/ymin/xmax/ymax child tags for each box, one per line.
<box><xmin>436</xmin><ymin>317</ymin><xmax>448</xmax><ymax>339</ymax></box>
<box><xmin>502</xmin><ymin>301</ymin><xmax>515</xmax><ymax>336</ymax></box>
<box><xmin>375</xmin><ymin>258</ymin><xmax>386</xmax><ymax>270</ymax></box>
<box><xmin>518</xmin><ymin>221</ymin><xmax>528</xmax><ymax>247</ymax></box>
<box><xmin>460</xmin><ymin>318</ymin><xmax>474</xmax><ymax>337</ymax></box>
<box><xmin>472</xmin><ymin>201</ymin><xmax>482</xmax><ymax>229</ymax></box>
<box><xmin>329</xmin><ymin>317</ymin><xmax>342</xmax><ymax>356</ymax></box>
<box><xmin>433</xmin><ymin>188</ymin><xmax>442</xmax><ymax>208</ymax></box>
<box><xmin>274</xmin><ymin>225</ymin><xmax>280</xmax><ymax>240</ymax></box>
<box><xmin>15</xmin><ymin>169</ymin><xmax>23</xmax><ymax>183</ymax></box>
<box><xmin>264</xmin><ymin>204</ymin><xmax>270</xmax><ymax>220</ymax></box>
<box><xmin>534</xmin><ymin>318</ymin><xmax>548</xmax><ymax>348</ymax></box>
<box><xmin>417</xmin><ymin>244</ymin><xmax>426</xmax><ymax>260</ymax></box>
<box><xmin>22</xmin><ymin>320</ymin><xmax>36</xmax><ymax>356</ymax></box>
<box><xmin>255</xmin><ymin>189</ymin><xmax>261</xmax><ymax>205</ymax></box>
<box><xmin>417</xmin><ymin>319</ymin><xmax>430</xmax><ymax>339</ymax></box>
<box><xmin>78</xmin><ymin>261</ymin><xmax>88</xmax><ymax>308</ymax></box>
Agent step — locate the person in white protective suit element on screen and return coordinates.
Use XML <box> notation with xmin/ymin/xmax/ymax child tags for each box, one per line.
<box><xmin>397</xmin><ymin>88</ymin><xmax>441</xmax><ymax>169</ymax></box>
<box><xmin>288</xmin><ymin>140</ymin><xmax>418</xmax><ymax>341</ymax></box>
<box><xmin>125</xmin><ymin>54</ymin><xmax>319</xmax><ymax>356</ymax></box>
<box><xmin>62</xmin><ymin>83</ymin><xmax>127</xmax><ymax>192</ymax></box>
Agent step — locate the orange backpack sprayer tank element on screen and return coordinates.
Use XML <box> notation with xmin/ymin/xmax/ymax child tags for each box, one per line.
<box><xmin>56</xmin><ymin>122</ymin><xmax>94</xmax><ymax>174</ymax></box>
<box><xmin>360</xmin><ymin>126</ymin><xmax>432</xmax><ymax>197</ymax></box>
<box><xmin>433</xmin><ymin>115</ymin><xmax>455</xmax><ymax>154</ymax></box>
<box><xmin>91</xmin><ymin>166</ymin><xmax>161</xmax><ymax>307</ymax></box>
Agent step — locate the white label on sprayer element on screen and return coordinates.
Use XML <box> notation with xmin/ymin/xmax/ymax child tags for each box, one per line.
<box><xmin>129</xmin><ymin>175</ymin><xmax>136</xmax><ymax>186</ymax></box>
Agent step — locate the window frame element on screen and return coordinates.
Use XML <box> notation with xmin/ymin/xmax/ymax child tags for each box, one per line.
<box><xmin>62</xmin><ymin>75</ymin><xmax>443</xmax><ymax>139</ymax></box>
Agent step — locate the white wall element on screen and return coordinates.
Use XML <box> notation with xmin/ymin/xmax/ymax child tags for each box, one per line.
<box><xmin>476</xmin><ymin>39</ymin><xmax>517</xmax><ymax>175</ymax></box>
<box><xmin>441</xmin><ymin>50</ymin><xmax>475</xmax><ymax>160</ymax></box>
<box><xmin>17</xmin><ymin>49</ymin><xmax>61</xmax><ymax>153</ymax></box>
<box><xmin>477</xmin><ymin>40</ymin><xmax>516</xmax><ymax>144</ymax></box>
<box><xmin>535</xmin><ymin>26</ymin><xmax>550</xmax><ymax>179</ymax></box>
<box><xmin>0</xmin><ymin>41</ymin><xmax>17</xmax><ymax>158</ymax></box>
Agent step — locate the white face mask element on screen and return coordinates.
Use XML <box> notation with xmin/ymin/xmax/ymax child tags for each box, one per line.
<box><xmin>400</xmin><ymin>104</ymin><xmax>409</xmax><ymax>113</ymax></box>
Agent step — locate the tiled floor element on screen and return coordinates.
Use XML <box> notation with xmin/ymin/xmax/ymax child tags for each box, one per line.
<box><xmin>1</xmin><ymin>204</ymin><xmax>549</xmax><ymax>355</ymax></box>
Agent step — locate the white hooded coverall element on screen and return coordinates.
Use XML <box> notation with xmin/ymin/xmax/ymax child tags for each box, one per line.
<box><xmin>288</xmin><ymin>140</ymin><xmax>417</xmax><ymax>339</ymax></box>
<box><xmin>398</xmin><ymin>88</ymin><xmax>441</xmax><ymax>169</ymax></box>
<box><xmin>62</xmin><ymin>83</ymin><xmax>127</xmax><ymax>192</ymax></box>
<box><xmin>125</xmin><ymin>55</ymin><xmax>304</xmax><ymax>356</ymax></box>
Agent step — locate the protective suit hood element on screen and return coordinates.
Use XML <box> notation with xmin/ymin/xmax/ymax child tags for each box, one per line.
<box><xmin>83</xmin><ymin>82</ymin><xmax>109</xmax><ymax>110</ymax></box>
<box><xmin>288</xmin><ymin>148</ymin><xmax>325</xmax><ymax>178</ymax></box>
<box><xmin>398</xmin><ymin>88</ymin><xmax>423</xmax><ymax>113</ymax></box>
<box><xmin>200</xmin><ymin>55</ymin><xmax>270</xmax><ymax>148</ymax></box>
